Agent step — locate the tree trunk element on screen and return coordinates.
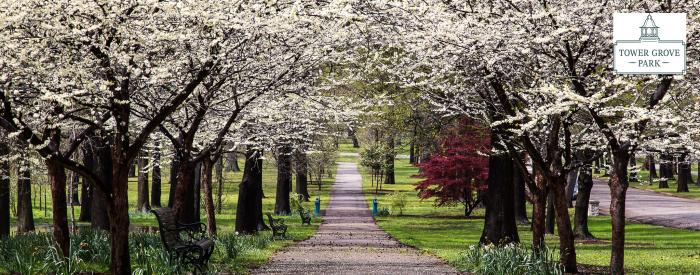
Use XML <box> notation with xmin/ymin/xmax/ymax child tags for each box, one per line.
<box><xmin>168</xmin><ymin>154</ymin><xmax>180</xmax><ymax>207</ymax></box>
<box><xmin>551</xmin><ymin>175</ymin><xmax>578</xmax><ymax>273</ymax></box>
<box><xmin>151</xmin><ymin>142</ymin><xmax>162</xmax><ymax>207</ymax></box>
<box><xmin>629</xmin><ymin>152</ymin><xmax>639</xmax><ymax>182</ymax></box>
<box><xmin>108</xmin><ymin>163</ymin><xmax>131</xmax><ymax>275</ymax></box>
<box><xmin>79</xmin><ymin>145</ymin><xmax>94</xmax><ymax>223</ymax></box>
<box><xmin>137</xmin><ymin>153</ymin><xmax>150</xmax><ymax>212</ymax></box>
<box><xmin>226</xmin><ymin>151</ymin><xmax>241</xmax><ymax>172</ymax></box>
<box><xmin>531</xmin><ymin>169</ymin><xmax>547</xmax><ymax>249</ymax></box>
<box><xmin>593</xmin><ymin>157</ymin><xmax>601</xmax><ymax>174</ymax></box>
<box><xmin>409</xmin><ymin>141</ymin><xmax>416</xmax><ymax>165</ymax></box>
<box><xmin>677</xmin><ymin>157</ymin><xmax>690</xmax><ymax>193</ymax></box>
<box><xmin>661</xmin><ymin>153</ymin><xmax>674</xmax><ymax>180</ymax></box>
<box><xmin>70</xmin><ymin>170</ymin><xmax>80</xmax><ymax>205</ymax></box>
<box><xmin>79</xmin><ymin>178</ymin><xmax>91</xmax><ymax>222</ymax></box>
<box><xmin>194</xmin><ymin>162</ymin><xmax>202</xmax><ymax>223</ymax></box>
<box><xmin>659</xmin><ymin>153</ymin><xmax>670</xmax><ymax>188</ymax></box>
<box><xmin>384</xmin><ymin>135</ymin><xmax>396</xmax><ymax>185</ymax></box>
<box><xmin>0</xmin><ymin>143</ymin><xmax>9</xmax><ymax>238</ymax></box>
<box><xmin>91</xmin><ymin>143</ymin><xmax>111</xmax><ymax>230</ymax></box>
<box><xmin>415</xmin><ymin>145</ymin><xmax>421</xmax><ymax>165</ymax></box>
<box><xmin>609</xmin><ymin>153</ymin><xmax>630</xmax><ymax>275</ymax></box>
<box><xmin>350</xmin><ymin>128</ymin><xmax>360</xmax><ymax>148</ymax></box>
<box><xmin>129</xmin><ymin>160</ymin><xmax>136</xmax><ymax>177</ymax></box>
<box><xmin>172</xmin><ymin>156</ymin><xmax>200</xmax><ymax>223</ymax></box>
<box><xmin>46</xmin><ymin>158</ymin><xmax>70</xmax><ymax>257</ymax></box>
<box><xmin>216</xmin><ymin>156</ymin><xmax>224</xmax><ymax>214</ymax></box>
<box><xmin>696</xmin><ymin>161</ymin><xmax>700</xmax><ymax>186</ymax></box>
<box><xmin>565</xmin><ymin>168</ymin><xmax>577</xmax><ymax>208</ymax></box>
<box><xmin>648</xmin><ymin>154</ymin><xmax>657</xmax><ymax>179</ymax></box>
<box><xmin>574</xmin><ymin>157</ymin><xmax>595</xmax><ymax>239</ymax></box>
<box><xmin>17</xmin><ymin>159</ymin><xmax>35</xmax><ymax>233</ymax></box>
<box><xmin>275</xmin><ymin>147</ymin><xmax>292</xmax><ymax>215</ymax></box>
<box><xmin>545</xmin><ymin>190</ymin><xmax>555</xmax><ymax>234</ymax></box>
<box><xmin>236</xmin><ymin>149</ymin><xmax>267</xmax><ymax>233</ymax></box>
<box><xmin>295</xmin><ymin>150</ymin><xmax>310</xmax><ymax>201</ymax></box>
<box><xmin>202</xmin><ymin>157</ymin><xmax>217</xmax><ymax>236</ymax></box>
<box><xmin>479</xmin><ymin>142</ymin><xmax>519</xmax><ymax>245</ymax></box>
<box><xmin>513</xmin><ymin>160</ymin><xmax>529</xmax><ymax>224</ymax></box>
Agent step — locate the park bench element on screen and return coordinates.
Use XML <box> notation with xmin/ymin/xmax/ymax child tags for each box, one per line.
<box><xmin>151</xmin><ymin>208</ymin><xmax>215</xmax><ymax>272</ymax></box>
<box><xmin>266</xmin><ymin>213</ymin><xmax>288</xmax><ymax>238</ymax></box>
<box><xmin>298</xmin><ymin>208</ymin><xmax>312</xmax><ymax>225</ymax></box>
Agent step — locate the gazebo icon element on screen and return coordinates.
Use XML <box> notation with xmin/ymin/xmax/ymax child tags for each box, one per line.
<box><xmin>640</xmin><ymin>14</ymin><xmax>659</xmax><ymax>41</ymax></box>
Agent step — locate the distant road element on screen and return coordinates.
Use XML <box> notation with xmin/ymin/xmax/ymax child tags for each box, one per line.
<box><xmin>591</xmin><ymin>179</ymin><xmax>700</xmax><ymax>230</ymax></box>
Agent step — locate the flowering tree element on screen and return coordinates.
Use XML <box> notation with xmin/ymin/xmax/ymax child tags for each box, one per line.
<box><xmin>415</xmin><ymin>119</ymin><xmax>489</xmax><ymax>217</ymax></box>
<box><xmin>0</xmin><ymin>0</ymin><xmax>348</xmax><ymax>272</ymax></box>
<box><xmin>336</xmin><ymin>1</ymin><xmax>700</xmax><ymax>273</ymax></box>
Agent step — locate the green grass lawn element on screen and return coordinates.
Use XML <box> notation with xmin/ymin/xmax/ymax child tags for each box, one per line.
<box><xmin>6</xmin><ymin>155</ymin><xmax>335</xmax><ymax>273</ymax></box>
<box><xmin>357</xmin><ymin>157</ymin><xmax>700</xmax><ymax>274</ymax></box>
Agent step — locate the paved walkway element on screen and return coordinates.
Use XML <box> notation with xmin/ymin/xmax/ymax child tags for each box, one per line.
<box><xmin>591</xmin><ymin>179</ymin><xmax>700</xmax><ymax>230</ymax></box>
<box><xmin>253</xmin><ymin>162</ymin><xmax>458</xmax><ymax>274</ymax></box>
<box><xmin>338</xmin><ymin>152</ymin><xmax>410</xmax><ymax>159</ymax></box>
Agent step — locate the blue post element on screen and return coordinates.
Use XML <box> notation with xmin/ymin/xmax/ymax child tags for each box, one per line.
<box><xmin>314</xmin><ymin>196</ymin><xmax>321</xmax><ymax>216</ymax></box>
<box><xmin>372</xmin><ymin>197</ymin><xmax>378</xmax><ymax>217</ymax></box>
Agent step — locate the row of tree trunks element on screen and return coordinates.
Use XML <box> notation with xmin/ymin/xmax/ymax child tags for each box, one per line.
<box><xmin>275</xmin><ymin>146</ymin><xmax>293</xmax><ymax>215</ymax></box>
<box><xmin>235</xmin><ymin>149</ymin><xmax>268</xmax><ymax>233</ymax></box>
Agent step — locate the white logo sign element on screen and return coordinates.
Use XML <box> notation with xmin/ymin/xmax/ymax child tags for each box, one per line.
<box><xmin>613</xmin><ymin>13</ymin><xmax>686</xmax><ymax>75</ymax></box>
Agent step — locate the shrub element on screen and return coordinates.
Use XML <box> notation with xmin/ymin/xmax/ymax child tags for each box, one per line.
<box><xmin>376</xmin><ymin>207</ymin><xmax>391</xmax><ymax>217</ymax></box>
<box><xmin>454</xmin><ymin>244</ymin><xmax>563</xmax><ymax>275</ymax></box>
<box><xmin>388</xmin><ymin>191</ymin><xmax>407</xmax><ymax>216</ymax></box>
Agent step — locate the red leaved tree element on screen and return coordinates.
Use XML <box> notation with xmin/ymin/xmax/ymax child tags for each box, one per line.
<box><xmin>415</xmin><ymin>119</ymin><xmax>490</xmax><ymax>217</ymax></box>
